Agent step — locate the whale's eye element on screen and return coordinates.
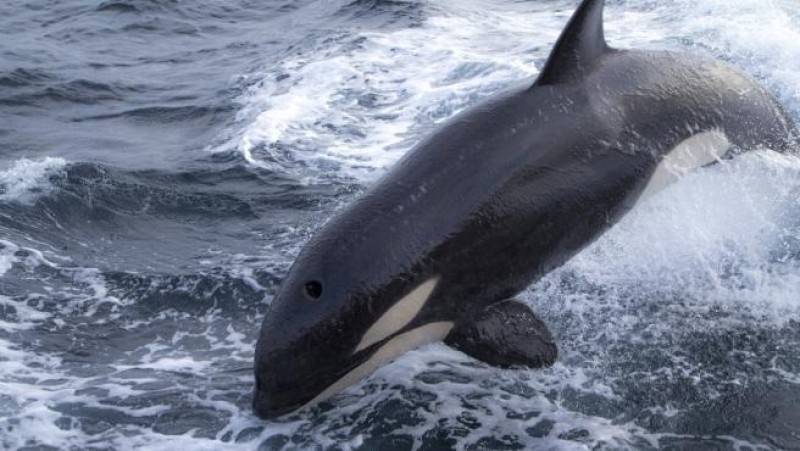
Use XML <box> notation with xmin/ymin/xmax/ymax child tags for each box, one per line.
<box><xmin>304</xmin><ymin>281</ymin><xmax>323</xmax><ymax>300</ymax></box>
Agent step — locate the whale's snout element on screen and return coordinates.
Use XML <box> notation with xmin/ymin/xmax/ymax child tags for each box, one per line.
<box><xmin>252</xmin><ymin>327</ymin><xmax>321</xmax><ymax>419</ymax></box>
<box><xmin>252</xmin><ymin>368</ymin><xmax>307</xmax><ymax>419</ymax></box>
<box><xmin>253</xmin><ymin>301</ymin><xmax>359</xmax><ymax>419</ymax></box>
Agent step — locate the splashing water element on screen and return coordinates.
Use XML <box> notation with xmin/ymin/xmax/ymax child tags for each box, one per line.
<box><xmin>1</xmin><ymin>0</ymin><xmax>800</xmax><ymax>449</ymax></box>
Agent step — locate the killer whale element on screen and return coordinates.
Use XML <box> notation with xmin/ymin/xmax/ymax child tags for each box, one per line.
<box><xmin>253</xmin><ymin>0</ymin><xmax>796</xmax><ymax>418</ymax></box>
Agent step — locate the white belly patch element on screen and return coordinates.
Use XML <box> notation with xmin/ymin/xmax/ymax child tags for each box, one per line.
<box><xmin>305</xmin><ymin>321</ymin><xmax>454</xmax><ymax>409</ymax></box>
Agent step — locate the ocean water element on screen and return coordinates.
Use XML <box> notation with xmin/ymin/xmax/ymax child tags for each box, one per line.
<box><xmin>1</xmin><ymin>0</ymin><xmax>800</xmax><ymax>449</ymax></box>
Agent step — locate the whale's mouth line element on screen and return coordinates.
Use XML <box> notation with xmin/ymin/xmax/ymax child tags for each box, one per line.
<box><xmin>294</xmin><ymin>321</ymin><xmax>455</xmax><ymax>412</ymax></box>
<box><xmin>252</xmin><ymin>393</ymin><xmax>302</xmax><ymax>419</ymax></box>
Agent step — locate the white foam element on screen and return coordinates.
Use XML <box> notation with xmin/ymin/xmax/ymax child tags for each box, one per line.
<box><xmin>118</xmin><ymin>356</ymin><xmax>211</xmax><ymax>373</ymax></box>
<box><xmin>231</xmin><ymin>0</ymin><xmax>558</xmax><ymax>182</ymax></box>
<box><xmin>0</xmin><ymin>295</ymin><xmax>50</xmax><ymax>330</ymax></box>
<box><xmin>561</xmin><ymin>151</ymin><xmax>800</xmax><ymax>322</ymax></box>
<box><xmin>0</xmin><ymin>157</ymin><xmax>67</xmax><ymax>204</ymax></box>
<box><xmin>0</xmin><ymin>240</ymin><xmax>19</xmax><ymax>276</ymax></box>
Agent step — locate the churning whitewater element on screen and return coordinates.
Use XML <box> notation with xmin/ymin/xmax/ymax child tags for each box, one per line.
<box><xmin>1</xmin><ymin>0</ymin><xmax>800</xmax><ymax>449</ymax></box>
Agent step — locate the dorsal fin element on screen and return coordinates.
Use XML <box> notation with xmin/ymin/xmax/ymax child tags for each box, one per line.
<box><xmin>535</xmin><ymin>0</ymin><xmax>609</xmax><ymax>86</ymax></box>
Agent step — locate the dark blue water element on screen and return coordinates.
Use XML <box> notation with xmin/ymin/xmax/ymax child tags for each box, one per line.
<box><xmin>2</xmin><ymin>0</ymin><xmax>800</xmax><ymax>449</ymax></box>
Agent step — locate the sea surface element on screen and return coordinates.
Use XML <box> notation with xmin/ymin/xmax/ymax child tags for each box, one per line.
<box><xmin>1</xmin><ymin>0</ymin><xmax>800</xmax><ymax>449</ymax></box>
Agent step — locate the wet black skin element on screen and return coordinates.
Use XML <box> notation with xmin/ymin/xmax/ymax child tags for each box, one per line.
<box><xmin>253</xmin><ymin>0</ymin><xmax>797</xmax><ymax>418</ymax></box>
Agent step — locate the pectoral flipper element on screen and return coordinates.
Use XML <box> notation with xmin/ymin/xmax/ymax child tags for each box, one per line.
<box><xmin>444</xmin><ymin>299</ymin><xmax>558</xmax><ymax>368</ymax></box>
